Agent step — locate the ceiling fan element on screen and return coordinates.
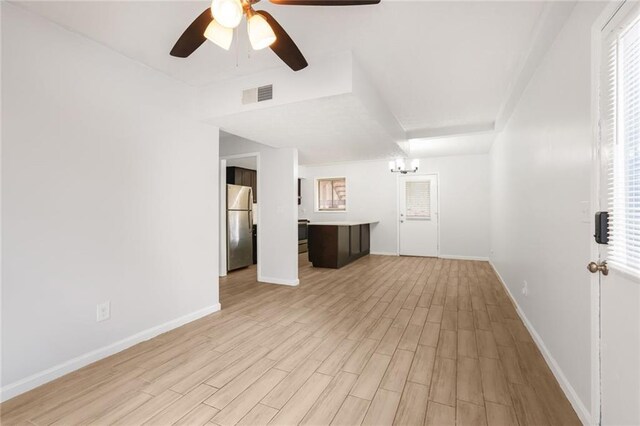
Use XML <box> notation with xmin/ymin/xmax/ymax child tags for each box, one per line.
<box><xmin>170</xmin><ymin>0</ymin><xmax>380</xmax><ymax>72</ymax></box>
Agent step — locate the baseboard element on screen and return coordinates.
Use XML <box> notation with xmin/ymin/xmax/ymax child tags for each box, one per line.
<box><xmin>439</xmin><ymin>254</ymin><xmax>490</xmax><ymax>261</ymax></box>
<box><xmin>370</xmin><ymin>251</ymin><xmax>399</xmax><ymax>256</ymax></box>
<box><xmin>488</xmin><ymin>261</ymin><xmax>592</xmax><ymax>425</ymax></box>
<box><xmin>368</xmin><ymin>253</ymin><xmax>489</xmax><ymax>261</ymax></box>
<box><xmin>0</xmin><ymin>303</ymin><xmax>221</xmax><ymax>403</ymax></box>
<box><xmin>258</xmin><ymin>275</ymin><xmax>299</xmax><ymax>286</ymax></box>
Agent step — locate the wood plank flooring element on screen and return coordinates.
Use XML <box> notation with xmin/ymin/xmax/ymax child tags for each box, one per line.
<box><xmin>0</xmin><ymin>255</ymin><xmax>580</xmax><ymax>425</ymax></box>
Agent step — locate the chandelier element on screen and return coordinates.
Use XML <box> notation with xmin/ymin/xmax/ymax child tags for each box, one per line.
<box><xmin>389</xmin><ymin>159</ymin><xmax>420</xmax><ymax>174</ymax></box>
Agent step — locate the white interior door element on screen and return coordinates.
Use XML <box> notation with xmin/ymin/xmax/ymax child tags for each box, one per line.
<box><xmin>399</xmin><ymin>174</ymin><xmax>438</xmax><ymax>257</ymax></box>
<box><xmin>597</xmin><ymin>5</ymin><xmax>640</xmax><ymax>424</ymax></box>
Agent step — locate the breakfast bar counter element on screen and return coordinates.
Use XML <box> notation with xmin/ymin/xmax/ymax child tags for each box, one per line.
<box><xmin>307</xmin><ymin>221</ymin><xmax>378</xmax><ymax>269</ymax></box>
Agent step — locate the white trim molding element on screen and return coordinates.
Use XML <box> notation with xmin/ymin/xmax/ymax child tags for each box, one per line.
<box><xmin>370</xmin><ymin>253</ymin><xmax>489</xmax><ymax>261</ymax></box>
<box><xmin>439</xmin><ymin>255</ymin><xmax>490</xmax><ymax>261</ymax></box>
<box><xmin>489</xmin><ymin>261</ymin><xmax>591</xmax><ymax>425</ymax></box>
<box><xmin>0</xmin><ymin>303</ymin><xmax>221</xmax><ymax>403</ymax></box>
<box><xmin>258</xmin><ymin>276</ymin><xmax>300</xmax><ymax>286</ymax></box>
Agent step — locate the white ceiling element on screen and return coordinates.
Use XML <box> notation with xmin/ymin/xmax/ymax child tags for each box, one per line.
<box><xmin>17</xmin><ymin>0</ymin><xmax>546</xmax><ymax>135</ymax></box>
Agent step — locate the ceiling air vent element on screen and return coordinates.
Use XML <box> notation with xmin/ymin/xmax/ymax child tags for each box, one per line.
<box><xmin>242</xmin><ymin>85</ymin><xmax>273</xmax><ymax>105</ymax></box>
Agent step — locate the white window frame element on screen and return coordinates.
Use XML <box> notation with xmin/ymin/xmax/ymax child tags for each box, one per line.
<box><xmin>314</xmin><ymin>176</ymin><xmax>348</xmax><ymax>213</ymax></box>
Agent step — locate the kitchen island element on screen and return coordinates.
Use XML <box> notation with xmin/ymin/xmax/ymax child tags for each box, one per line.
<box><xmin>307</xmin><ymin>221</ymin><xmax>378</xmax><ymax>269</ymax></box>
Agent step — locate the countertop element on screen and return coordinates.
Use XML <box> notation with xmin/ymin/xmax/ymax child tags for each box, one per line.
<box><xmin>308</xmin><ymin>221</ymin><xmax>379</xmax><ymax>226</ymax></box>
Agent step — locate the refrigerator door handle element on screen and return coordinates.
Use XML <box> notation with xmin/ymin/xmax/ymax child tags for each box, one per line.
<box><xmin>249</xmin><ymin>188</ymin><xmax>253</xmax><ymax>228</ymax></box>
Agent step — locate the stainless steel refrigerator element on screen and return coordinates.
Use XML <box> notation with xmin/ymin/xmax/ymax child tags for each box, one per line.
<box><xmin>227</xmin><ymin>184</ymin><xmax>253</xmax><ymax>271</ymax></box>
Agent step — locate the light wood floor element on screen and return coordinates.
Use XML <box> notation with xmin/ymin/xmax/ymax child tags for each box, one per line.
<box><xmin>1</xmin><ymin>255</ymin><xmax>580</xmax><ymax>425</ymax></box>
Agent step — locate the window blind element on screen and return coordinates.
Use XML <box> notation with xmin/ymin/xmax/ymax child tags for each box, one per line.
<box><xmin>603</xmin><ymin>13</ymin><xmax>640</xmax><ymax>278</ymax></box>
<box><xmin>406</xmin><ymin>181</ymin><xmax>431</xmax><ymax>219</ymax></box>
<box><xmin>317</xmin><ymin>178</ymin><xmax>346</xmax><ymax>211</ymax></box>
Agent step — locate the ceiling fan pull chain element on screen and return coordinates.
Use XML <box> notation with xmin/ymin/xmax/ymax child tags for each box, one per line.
<box><xmin>235</xmin><ymin>27</ymin><xmax>240</xmax><ymax>68</ymax></box>
<box><xmin>247</xmin><ymin>28</ymin><xmax>252</xmax><ymax>61</ymax></box>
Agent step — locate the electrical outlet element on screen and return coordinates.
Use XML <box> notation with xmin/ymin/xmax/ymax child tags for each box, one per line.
<box><xmin>522</xmin><ymin>280</ymin><xmax>529</xmax><ymax>296</ymax></box>
<box><xmin>96</xmin><ymin>301</ymin><xmax>110</xmax><ymax>322</ymax></box>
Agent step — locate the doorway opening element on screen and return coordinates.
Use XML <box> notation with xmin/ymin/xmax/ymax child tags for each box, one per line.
<box><xmin>219</xmin><ymin>153</ymin><xmax>260</xmax><ymax>281</ymax></box>
<box><xmin>397</xmin><ymin>174</ymin><xmax>439</xmax><ymax>257</ymax></box>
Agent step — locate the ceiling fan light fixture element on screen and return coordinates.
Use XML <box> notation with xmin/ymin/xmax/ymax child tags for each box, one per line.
<box><xmin>248</xmin><ymin>13</ymin><xmax>277</xmax><ymax>50</ymax></box>
<box><xmin>204</xmin><ymin>20</ymin><xmax>233</xmax><ymax>50</ymax></box>
<box><xmin>211</xmin><ymin>0</ymin><xmax>243</xmax><ymax>29</ymax></box>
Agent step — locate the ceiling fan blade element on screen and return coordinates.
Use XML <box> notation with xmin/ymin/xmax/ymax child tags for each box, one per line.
<box><xmin>170</xmin><ymin>8</ymin><xmax>213</xmax><ymax>58</ymax></box>
<box><xmin>255</xmin><ymin>10</ymin><xmax>308</xmax><ymax>72</ymax></box>
<box><xmin>269</xmin><ymin>0</ymin><xmax>380</xmax><ymax>5</ymax></box>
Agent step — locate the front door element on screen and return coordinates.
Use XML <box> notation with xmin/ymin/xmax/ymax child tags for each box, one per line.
<box><xmin>399</xmin><ymin>174</ymin><xmax>438</xmax><ymax>257</ymax></box>
<box><xmin>596</xmin><ymin>5</ymin><xmax>640</xmax><ymax>424</ymax></box>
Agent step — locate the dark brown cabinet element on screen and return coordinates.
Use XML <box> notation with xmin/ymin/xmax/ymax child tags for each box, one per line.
<box><xmin>227</xmin><ymin>167</ymin><xmax>257</xmax><ymax>203</ymax></box>
<box><xmin>308</xmin><ymin>223</ymin><xmax>371</xmax><ymax>269</ymax></box>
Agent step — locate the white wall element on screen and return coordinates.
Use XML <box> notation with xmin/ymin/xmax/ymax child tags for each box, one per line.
<box><xmin>299</xmin><ymin>155</ymin><xmax>490</xmax><ymax>259</ymax></box>
<box><xmin>1</xmin><ymin>4</ymin><xmax>220</xmax><ymax>400</ymax></box>
<box><xmin>220</xmin><ymin>135</ymin><xmax>298</xmax><ymax>286</ymax></box>
<box><xmin>489</xmin><ymin>2</ymin><xmax>605</xmax><ymax>423</ymax></box>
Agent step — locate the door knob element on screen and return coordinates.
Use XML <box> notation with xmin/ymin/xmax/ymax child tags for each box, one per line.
<box><xmin>587</xmin><ymin>261</ymin><xmax>609</xmax><ymax>276</ymax></box>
